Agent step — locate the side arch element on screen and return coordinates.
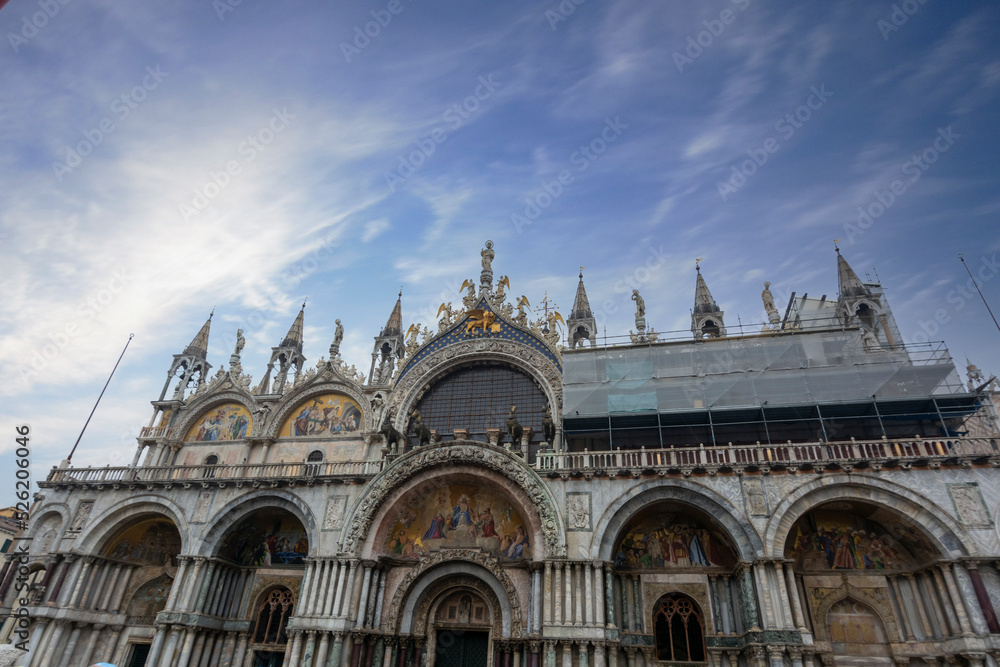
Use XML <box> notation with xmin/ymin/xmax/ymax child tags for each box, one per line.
<box><xmin>75</xmin><ymin>495</ymin><xmax>189</xmax><ymax>555</ymax></box>
<box><xmin>341</xmin><ymin>441</ymin><xmax>566</xmax><ymax>558</ymax></box>
<box><xmin>589</xmin><ymin>479</ymin><xmax>763</xmax><ymax>561</ymax></box>
<box><xmin>194</xmin><ymin>489</ymin><xmax>318</xmax><ymax>558</ymax></box>
<box><xmin>764</xmin><ymin>473</ymin><xmax>977</xmax><ymax>559</ymax></box>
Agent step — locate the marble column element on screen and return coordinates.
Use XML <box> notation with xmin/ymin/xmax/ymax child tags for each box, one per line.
<box><xmin>99</xmin><ymin>563</ymin><xmax>124</xmax><ymax>611</ymax></box>
<box><xmin>316</xmin><ymin>633</ymin><xmax>331</xmax><ymax>667</ymax></box>
<box><xmin>302</xmin><ymin>631</ymin><xmax>318</xmax><ymax>667</ymax></box>
<box><xmin>166</xmin><ymin>557</ymin><xmax>190</xmax><ymax>610</ymax></box>
<box><xmin>574</xmin><ymin>564</ymin><xmax>583</xmax><ymax>626</ymax></box>
<box><xmin>887</xmin><ymin>577</ymin><xmax>915</xmax><ymax>640</ymax></box>
<box><xmin>906</xmin><ymin>574</ymin><xmax>934</xmax><ymax>638</ymax></box>
<box><xmin>181</xmin><ymin>558</ymin><xmax>207</xmax><ymax>612</ymax></box>
<box><xmin>555</xmin><ymin>563</ymin><xmax>564</xmax><ymax>625</ymax></box>
<box><xmin>177</xmin><ymin>627</ymin><xmax>198</xmax><ymax>667</ymax></box>
<box><xmin>357</xmin><ymin>563</ymin><xmax>374</xmax><ymax>628</ymax></box>
<box><xmin>584</xmin><ymin>563</ymin><xmax>593</xmax><ymax>626</ymax></box>
<box><xmin>330</xmin><ymin>632</ymin><xmax>345</xmax><ymax>667</ymax></box>
<box><xmin>58</xmin><ymin>622</ymin><xmax>84</xmax><ymax>666</ymax></box>
<box><xmin>543</xmin><ymin>562</ymin><xmax>553</xmax><ymax>626</ymax></box>
<box><xmin>940</xmin><ymin>564</ymin><xmax>974</xmax><ymax>635</ymax></box>
<box><xmin>287</xmin><ymin>630</ymin><xmax>304</xmax><ymax>667</ymax></box>
<box><xmin>593</xmin><ymin>563</ymin><xmax>604</xmax><ymax>627</ymax></box>
<box><xmin>189</xmin><ymin>632</ymin><xmax>207</xmax><ymax>667</ymax></box>
<box><xmin>67</xmin><ymin>558</ymin><xmax>94</xmax><ymax>608</ymax></box>
<box><xmin>325</xmin><ymin>562</ymin><xmax>341</xmax><ymax>616</ymax></box>
<box><xmin>604</xmin><ymin>564</ymin><xmax>616</xmax><ymax>629</ymax></box>
<box><xmin>783</xmin><ymin>564</ymin><xmax>806</xmax><ymax>632</ymax></box>
<box><xmin>81</xmin><ymin>624</ymin><xmax>105</xmax><ymax>664</ymax></box>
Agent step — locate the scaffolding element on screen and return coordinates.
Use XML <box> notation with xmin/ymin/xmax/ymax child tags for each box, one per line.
<box><xmin>561</xmin><ymin>328</ymin><xmax>975</xmax><ymax>449</ymax></box>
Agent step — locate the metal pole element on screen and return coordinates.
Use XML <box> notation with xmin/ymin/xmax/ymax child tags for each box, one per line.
<box><xmin>68</xmin><ymin>334</ymin><xmax>134</xmax><ymax>462</ymax></box>
<box><xmin>761</xmin><ymin>402</ymin><xmax>772</xmax><ymax>445</ymax></box>
<box><xmin>959</xmin><ymin>253</ymin><xmax>1000</xmax><ymax>336</ymax></box>
<box><xmin>872</xmin><ymin>395</ymin><xmax>886</xmax><ymax>438</ymax></box>
<box><xmin>816</xmin><ymin>404</ymin><xmax>829</xmax><ymax>443</ymax></box>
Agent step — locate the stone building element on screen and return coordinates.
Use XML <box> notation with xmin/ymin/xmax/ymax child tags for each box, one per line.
<box><xmin>4</xmin><ymin>243</ymin><xmax>1000</xmax><ymax>667</ymax></box>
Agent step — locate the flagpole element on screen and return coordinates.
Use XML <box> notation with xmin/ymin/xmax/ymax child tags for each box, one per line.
<box><xmin>66</xmin><ymin>333</ymin><xmax>134</xmax><ymax>463</ymax></box>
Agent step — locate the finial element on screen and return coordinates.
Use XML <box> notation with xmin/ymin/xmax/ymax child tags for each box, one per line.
<box><xmin>209</xmin><ymin>307</ymin><xmax>215</xmax><ymax>319</ymax></box>
<box><xmin>579</xmin><ymin>266</ymin><xmax>586</xmax><ymax>279</ymax></box>
<box><xmin>834</xmin><ymin>239</ymin><xmax>841</xmax><ymax>253</ymax></box>
<box><xmin>399</xmin><ymin>286</ymin><xmax>403</xmax><ymax>298</ymax></box>
<box><xmin>301</xmin><ymin>298</ymin><xmax>308</xmax><ymax>310</ymax></box>
<box><xmin>695</xmin><ymin>257</ymin><xmax>703</xmax><ymax>270</ymax></box>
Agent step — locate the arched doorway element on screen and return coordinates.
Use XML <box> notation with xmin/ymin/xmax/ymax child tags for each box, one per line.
<box><xmin>431</xmin><ymin>590</ymin><xmax>492</xmax><ymax>667</ymax></box>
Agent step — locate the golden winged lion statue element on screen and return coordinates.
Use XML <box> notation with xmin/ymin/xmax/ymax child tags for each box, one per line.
<box><xmin>464</xmin><ymin>309</ymin><xmax>502</xmax><ymax>334</ymax></box>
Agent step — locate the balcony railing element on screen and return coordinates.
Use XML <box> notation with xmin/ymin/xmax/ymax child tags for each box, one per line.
<box><xmin>535</xmin><ymin>435</ymin><xmax>1000</xmax><ymax>475</ymax></box>
<box><xmin>42</xmin><ymin>435</ymin><xmax>1000</xmax><ymax>488</ymax></box>
<box><xmin>43</xmin><ymin>459</ymin><xmax>385</xmax><ymax>486</ymax></box>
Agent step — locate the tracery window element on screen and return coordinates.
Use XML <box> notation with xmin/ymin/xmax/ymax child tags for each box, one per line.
<box><xmin>653</xmin><ymin>593</ymin><xmax>706</xmax><ymax>663</ymax></box>
<box><xmin>306</xmin><ymin>450</ymin><xmax>323</xmax><ymax>462</ymax></box>
<box><xmin>203</xmin><ymin>454</ymin><xmax>218</xmax><ymax>478</ymax></box>
<box><xmin>253</xmin><ymin>588</ymin><xmax>295</xmax><ymax>645</ymax></box>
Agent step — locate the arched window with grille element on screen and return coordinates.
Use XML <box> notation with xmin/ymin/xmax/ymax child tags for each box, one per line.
<box><xmin>653</xmin><ymin>593</ymin><xmax>706</xmax><ymax>663</ymax></box>
<box><xmin>253</xmin><ymin>588</ymin><xmax>295</xmax><ymax>645</ymax></box>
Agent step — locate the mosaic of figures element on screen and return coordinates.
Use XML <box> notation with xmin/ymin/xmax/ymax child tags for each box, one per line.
<box><xmin>613</xmin><ymin>504</ymin><xmax>737</xmax><ymax>570</ymax></box>
<box><xmin>786</xmin><ymin>505</ymin><xmax>936</xmax><ymax>571</ymax></box>
<box><xmin>282</xmin><ymin>393</ymin><xmax>364</xmax><ymax>436</ymax></box>
<box><xmin>125</xmin><ymin>575</ymin><xmax>172</xmax><ymax>624</ymax></box>
<box><xmin>385</xmin><ymin>483</ymin><xmax>530</xmax><ymax>561</ymax></box>
<box><xmin>185</xmin><ymin>403</ymin><xmax>252</xmax><ymax>441</ymax></box>
<box><xmin>103</xmin><ymin>519</ymin><xmax>181</xmax><ymax>566</ymax></box>
<box><xmin>219</xmin><ymin>509</ymin><xmax>309</xmax><ymax>566</ymax></box>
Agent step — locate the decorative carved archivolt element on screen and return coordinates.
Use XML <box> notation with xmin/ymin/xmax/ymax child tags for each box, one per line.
<box><xmin>384</xmin><ymin>549</ymin><xmax>522</xmax><ymax>637</ymax></box>
<box><xmin>341</xmin><ymin>441</ymin><xmax>566</xmax><ymax>558</ymax></box>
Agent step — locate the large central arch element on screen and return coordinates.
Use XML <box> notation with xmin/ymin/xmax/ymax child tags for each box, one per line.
<box><xmin>342</xmin><ymin>441</ymin><xmax>566</xmax><ymax>558</ymax></box>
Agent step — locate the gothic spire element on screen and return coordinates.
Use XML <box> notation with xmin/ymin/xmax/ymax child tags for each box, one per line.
<box><xmin>570</xmin><ymin>269</ymin><xmax>593</xmax><ymax>320</ymax></box>
<box><xmin>382</xmin><ymin>290</ymin><xmax>403</xmax><ymax>337</ymax></box>
<box><xmin>693</xmin><ymin>264</ymin><xmax>719</xmax><ymax>314</ymax></box>
<box><xmin>567</xmin><ymin>268</ymin><xmax>597</xmax><ymax>349</ymax></box>
<box><xmin>836</xmin><ymin>246</ymin><xmax>869</xmax><ymax>298</ymax></box>
<box><xmin>280</xmin><ymin>301</ymin><xmax>306</xmax><ymax>352</ymax></box>
<box><xmin>184</xmin><ymin>311</ymin><xmax>213</xmax><ymax>357</ymax></box>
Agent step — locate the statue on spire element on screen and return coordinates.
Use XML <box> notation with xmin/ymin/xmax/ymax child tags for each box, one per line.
<box><xmin>631</xmin><ymin>289</ymin><xmax>645</xmax><ymax>318</ymax></box>
<box><xmin>330</xmin><ymin>319</ymin><xmax>344</xmax><ymax>358</ymax></box>
<box><xmin>481</xmin><ymin>240</ymin><xmax>495</xmax><ymax>273</ymax></box>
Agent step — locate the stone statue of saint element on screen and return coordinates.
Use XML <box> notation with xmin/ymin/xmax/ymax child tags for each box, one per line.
<box><xmin>481</xmin><ymin>240</ymin><xmax>495</xmax><ymax>273</ymax></box>
<box><xmin>761</xmin><ymin>282</ymin><xmax>777</xmax><ymax>318</ymax></box>
<box><xmin>631</xmin><ymin>290</ymin><xmax>645</xmax><ymax>318</ymax></box>
<box><xmin>330</xmin><ymin>319</ymin><xmax>344</xmax><ymax>357</ymax></box>
<box><xmin>234</xmin><ymin>329</ymin><xmax>245</xmax><ymax>356</ymax></box>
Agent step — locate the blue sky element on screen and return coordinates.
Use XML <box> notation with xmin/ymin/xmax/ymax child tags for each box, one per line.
<box><xmin>2</xmin><ymin>0</ymin><xmax>1000</xmax><ymax>499</ymax></box>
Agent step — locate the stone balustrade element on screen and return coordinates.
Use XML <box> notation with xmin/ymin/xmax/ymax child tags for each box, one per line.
<box><xmin>535</xmin><ymin>435</ymin><xmax>1000</xmax><ymax>476</ymax></box>
<box><xmin>41</xmin><ymin>435</ymin><xmax>1000</xmax><ymax>489</ymax></box>
<box><xmin>42</xmin><ymin>459</ymin><xmax>385</xmax><ymax>488</ymax></box>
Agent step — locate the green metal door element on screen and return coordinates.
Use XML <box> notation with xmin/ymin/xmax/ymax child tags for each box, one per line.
<box><xmin>434</xmin><ymin>630</ymin><xmax>490</xmax><ymax>667</ymax></box>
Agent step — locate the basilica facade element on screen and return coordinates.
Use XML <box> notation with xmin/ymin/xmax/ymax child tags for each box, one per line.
<box><xmin>4</xmin><ymin>244</ymin><xmax>1000</xmax><ymax>667</ymax></box>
